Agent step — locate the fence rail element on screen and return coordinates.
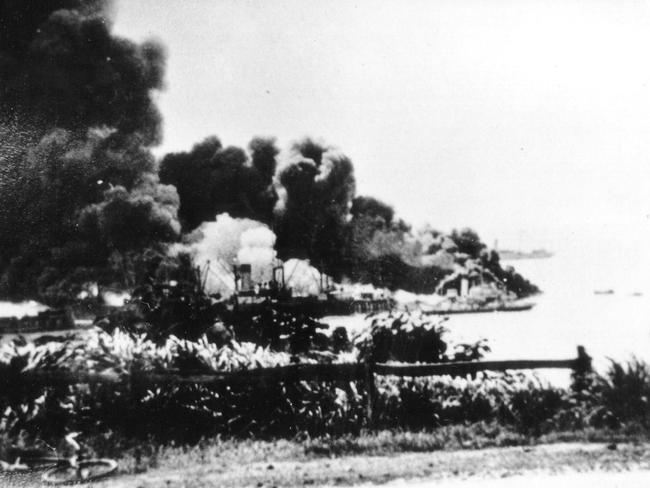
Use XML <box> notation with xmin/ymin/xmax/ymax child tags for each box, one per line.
<box><xmin>1</xmin><ymin>346</ymin><xmax>591</xmax><ymax>387</ymax></box>
<box><xmin>1</xmin><ymin>346</ymin><xmax>591</xmax><ymax>427</ymax></box>
<box><xmin>376</xmin><ymin>358</ymin><xmax>579</xmax><ymax>377</ymax></box>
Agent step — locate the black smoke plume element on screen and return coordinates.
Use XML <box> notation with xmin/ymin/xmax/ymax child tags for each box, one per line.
<box><xmin>0</xmin><ymin>1</ymin><xmax>538</xmax><ymax>303</ymax></box>
<box><xmin>0</xmin><ymin>0</ymin><xmax>164</xmax><ymax>144</ymax></box>
<box><xmin>274</xmin><ymin>138</ymin><xmax>355</xmax><ymax>278</ymax></box>
<box><xmin>159</xmin><ymin>134</ymin><xmax>537</xmax><ymax>298</ymax></box>
<box><xmin>0</xmin><ymin>1</ymin><xmax>179</xmax><ymax>303</ymax></box>
<box><xmin>160</xmin><ymin>136</ymin><xmax>279</xmax><ymax>230</ymax></box>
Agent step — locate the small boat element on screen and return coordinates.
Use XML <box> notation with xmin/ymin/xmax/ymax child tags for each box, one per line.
<box><xmin>594</xmin><ymin>289</ymin><xmax>615</xmax><ymax>295</ymax></box>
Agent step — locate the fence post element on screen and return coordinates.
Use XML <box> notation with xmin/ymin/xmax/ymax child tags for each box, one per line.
<box><xmin>572</xmin><ymin>345</ymin><xmax>592</xmax><ymax>392</ymax></box>
<box><xmin>128</xmin><ymin>364</ymin><xmax>143</xmax><ymax>420</ymax></box>
<box><xmin>364</xmin><ymin>362</ymin><xmax>377</xmax><ymax>429</ymax></box>
<box><xmin>575</xmin><ymin>345</ymin><xmax>592</xmax><ymax>375</ymax></box>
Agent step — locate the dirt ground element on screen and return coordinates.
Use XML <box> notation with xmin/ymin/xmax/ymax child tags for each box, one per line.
<box><xmin>360</xmin><ymin>470</ymin><xmax>650</xmax><ymax>488</ymax></box>
<box><xmin>2</xmin><ymin>441</ymin><xmax>649</xmax><ymax>488</ymax></box>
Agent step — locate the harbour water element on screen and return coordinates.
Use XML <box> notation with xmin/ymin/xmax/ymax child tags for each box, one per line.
<box><xmin>474</xmin><ymin>242</ymin><xmax>650</xmax><ymax>368</ymax></box>
<box><xmin>327</xmin><ymin>238</ymin><xmax>650</xmax><ymax>386</ymax></box>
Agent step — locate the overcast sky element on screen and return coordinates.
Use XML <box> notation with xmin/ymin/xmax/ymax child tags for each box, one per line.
<box><xmin>114</xmin><ymin>0</ymin><xmax>650</xmax><ymax>251</ymax></box>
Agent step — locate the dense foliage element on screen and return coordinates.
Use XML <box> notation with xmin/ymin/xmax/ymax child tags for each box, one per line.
<box><xmin>0</xmin><ymin>308</ymin><xmax>647</xmax><ymax>450</ymax></box>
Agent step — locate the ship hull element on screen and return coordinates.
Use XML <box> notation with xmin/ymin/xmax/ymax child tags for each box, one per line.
<box><xmin>423</xmin><ymin>303</ymin><xmax>535</xmax><ymax>315</ymax></box>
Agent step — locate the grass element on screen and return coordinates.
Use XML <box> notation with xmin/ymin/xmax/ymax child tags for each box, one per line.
<box><xmin>14</xmin><ymin>433</ymin><xmax>650</xmax><ymax>487</ymax></box>
<box><xmin>90</xmin><ymin>423</ymin><xmax>650</xmax><ymax>476</ymax></box>
<box><xmin>2</xmin><ymin>423</ymin><xmax>650</xmax><ymax>487</ymax></box>
<box><xmin>102</xmin><ymin>426</ymin><xmax>650</xmax><ymax>487</ymax></box>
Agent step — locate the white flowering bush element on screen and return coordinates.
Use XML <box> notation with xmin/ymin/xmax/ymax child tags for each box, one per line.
<box><xmin>0</xmin><ymin>328</ymin><xmax>293</xmax><ymax>377</ymax></box>
<box><xmin>0</xmin><ymin>328</ymin><xmax>363</xmax><ymax>443</ymax></box>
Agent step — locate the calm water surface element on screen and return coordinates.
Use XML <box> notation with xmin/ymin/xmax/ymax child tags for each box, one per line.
<box><xmin>328</xmin><ymin>242</ymin><xmax>650</xmax><ymax>385</ymax></box>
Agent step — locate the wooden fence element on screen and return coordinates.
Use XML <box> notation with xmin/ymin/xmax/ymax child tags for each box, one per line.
<box><xmin>1</xmin><ymin>346</ymin><xmax>591</xmax><ymax>426</ymax></box>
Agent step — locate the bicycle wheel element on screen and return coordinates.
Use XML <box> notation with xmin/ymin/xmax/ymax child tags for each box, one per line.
<box><xmin>22</xmin><ymin>457</ymin><xmax>61</xmax><ymax>470</ymax></box>
<box><xmin>42</xmin><ymin>459</ymin><xmax>117</xmax><ymax>485</ymax></box>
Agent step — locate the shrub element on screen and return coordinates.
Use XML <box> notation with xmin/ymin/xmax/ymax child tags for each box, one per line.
<box><xmin>354</xmin><ymin>311</ymin><xmax>488</xmax><ymax>363</ymax></box>
<box><xmin>373</xmin><ymin>372</ymin><xmax>569</xmax><ymax>433</ymax></box>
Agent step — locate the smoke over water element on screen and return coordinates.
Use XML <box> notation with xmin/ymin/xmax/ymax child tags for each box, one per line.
<box><xmin>282</xmin><ymin>259</ymin><xmax>323</xmax><ymax>297</ymax></box>
<box><xmin>171</xmin><ymin>214</ymin><xmax>277</xmax><ymax>297</ymax></box>
<box><xmin>173</xmin><ymin>215</ymin><xmax>339</xmax><ymax>299</ymax></box>
<box><xmin>0</xmin><ymin>4</ymin><xmax>538</xmax><ymax>307</ymax></box>
<box><xmin>274</xmin><ymin>139</ymin><xmax>355</xmax><ymax>278</ymax></box>
<box><xmin>0</xmin><ymin>0</ymin><xmax>179</xmax><ymax>300</ymax></box>
<box><xmin>238</xmin><ymin>227</ymin><xmax>277</xmax><ymax>285</ymax></box>
<box><xmin>0</xmin><ymin>0</ymin><xmax>164</xmax><ymax>144</ymax></box>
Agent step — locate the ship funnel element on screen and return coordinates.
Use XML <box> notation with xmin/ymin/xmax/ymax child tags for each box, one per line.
<box><xmin>234</xmin><ymin>264</ymin><xmax>253</xmax><ymax>292</ymax></box>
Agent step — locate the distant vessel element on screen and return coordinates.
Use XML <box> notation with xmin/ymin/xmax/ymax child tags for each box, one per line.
<box><xmin>424</xmin><ymin>303</ymin><xmax>535</xmax><ymax>315</ymax></box>
<box><xmin>594</xmin><ymin>289</ymin><xmax>615</xmax><ymax>295</ymax></box>
<box><xmin>422</xmin><ymin>297</ymin><xmax>535</xmax><ymax>316</ymax></box>
<box><xmin>498</xmin><ymin>249</ymin><xmax>554</xmax><ymax>260</ymax></box>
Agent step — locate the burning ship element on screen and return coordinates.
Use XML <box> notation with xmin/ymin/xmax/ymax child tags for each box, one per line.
<box><xmin>226</xmin><ymin>260</ymin><xmax>394</xmax><ymax>317</ymax></box>
<box><xmin>165</xmin><ymin>214</ymin><xmax>394</xmax><ymax>319</ymax></box>
<box><xmin>421</xmin><ymin>263</ymin><xmax>535</xmax><ymax>315</ymax></box>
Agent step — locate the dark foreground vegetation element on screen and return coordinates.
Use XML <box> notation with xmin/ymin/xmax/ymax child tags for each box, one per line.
<box><xmin>0</xmin><ymin>310</ymin><xmax>649</xmax><ymax>471</ymax></box>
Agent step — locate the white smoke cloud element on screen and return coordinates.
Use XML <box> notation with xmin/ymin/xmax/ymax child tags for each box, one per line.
<box><xmin>171</xmin><ymin>213</ymin><xmax>277</xmax><ymax>297</ymax></box>
<box><xmin>237</xmin><ymin>226</ymin><xmax>277</xmax><ymax>285</ymax></box>
<box><xmin>283</xmin><ymin>258</ymin><xmax>322</xmax><ymax>296</ymax></box>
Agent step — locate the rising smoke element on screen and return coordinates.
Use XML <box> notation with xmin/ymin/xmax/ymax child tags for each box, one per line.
<box><xmin>0</xmin><ymin>3</ymin><xmax>537</xmax><ymax>303</ymax></box>
<box><xmin>282</xmin><ymin>259</ymin><xmax>324</xmax><ymax>297</ymax></box>
<box><xmin>171</xmin><ymin>214</ymin><xmax>277</xmax><ymax>297</ymax></box>
<box><xmin>160</xmin><ymin>137</ymin><xmax>279</xmax><ymax>231</ymax></box>
<box><xmin>0</xmin><ymin>0</ymin><xmax>179</xmax><ymax>301</ymax></box>
<box><xmin>274</xmin><ymin>138</ymin><xmax>355</xmax><ymax>278</ymax></box>
<box><xmin>0</xmin><ymin>0</ymin><xmax>164</xmax><ymax>144</ymax></box>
